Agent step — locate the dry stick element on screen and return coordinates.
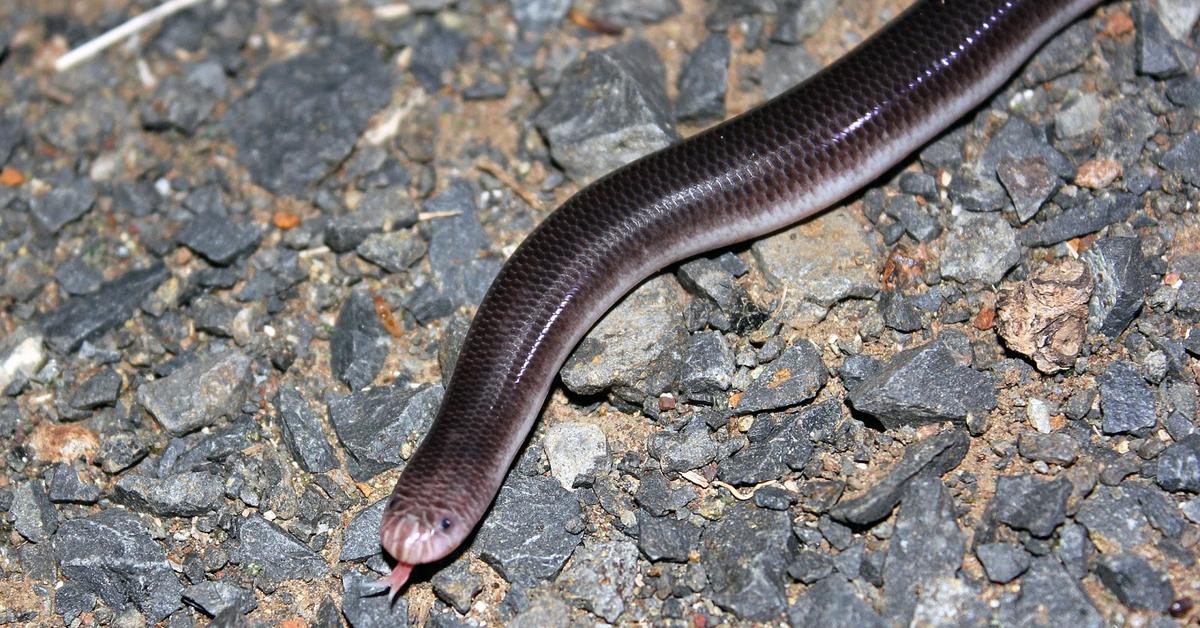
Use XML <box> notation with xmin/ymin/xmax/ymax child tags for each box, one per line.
<box><xmin>476</xmin><ymin>158</ymin><xmax>543</xmax><ymax>211</ymax></box>
<box><xmin>55</xmin><ymin>0</ymin><xmax>207</xmax><ymax>73</ymax></box>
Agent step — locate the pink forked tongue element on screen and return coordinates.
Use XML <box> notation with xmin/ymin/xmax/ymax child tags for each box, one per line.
<box><xmin>378</xmin><ymin>562</ymin><xmax>414</xmax><ymax>602</ymax></box>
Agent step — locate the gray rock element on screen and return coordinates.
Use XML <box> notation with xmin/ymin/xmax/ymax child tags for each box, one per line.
<box><xmin>592</xmin><ymin>0</ymin><xmax>681</xmax><ymax>26</ymax></box>
<box><xmin>676</xmin><ymin>34</ymin><xmax>730</xmax><ymax>123</ymax></box>
<box><xmin>136</xmin><ymin>349</ymin><xmax>253</xmax><ymax>435</ymax></box>
<box><xmin>734</xmin><ymin>340</ymin><xmax>827</xmax><ymax>414</ymax></box>
<box><xmin>787</xmin><ymin>549</ymin><xmax>834</xmax><ymax>583</ymax></box>
<box><xmin>975</xmin><ymin>542</ymin><xmax>1031</xmax><ymax>584</ymax></box>
<box><xmin>996</xmin><ymin>557</ymin><xmax>1101</xmax><ymax>628</ymax></box>
<box><xmin>997</xmin><ymin>156</ymin><xmax>1060</xmax><ymax>222</ymax></box>
<box><xmin>1095</xmin><ymin>553</ymin><xmax>1175</xmax><ymax>612</ymax></box>
<box><xmin>978</xmin><ymin>116</ymin><xmax>1074</xmax><ymax>182</ymax></box>
<box><xmin>69</xmin><ymin>367</ymin><xmax>122</xmax><ymax>410</ymax></box>
<box><xmin>140</xmin><ymin>74</ymin><xmax>219</xmax><ymax>135</ymax></box>
<box><xmin>425</xmin><ymin>179</ymin><xmax>502</xmax><ymax>308</ymax></box>
<box><xmin>225</xmin><ymin>37</ymin><xmax>392</xmax><ymax>195</ymax></box>
<box><xmin>29</xmin><ymin>175</ymin><xmax>96</xmax><ymax>233</ymax></box>
<box><xmin>431</xmin><ymin>557</ymin><xmax>483</xmax><ymax>614</ymax></box>
<box><xmin>1155</xmin><ymin>434</ymin><xmax>1200</xmax><ymax>493</ymax></box>
<box><xmin>558</xmin><ymin>540</ymin><xmax>639</xmax><ymax>622</ymax></box>
<box><xmin>635</xmin><ymin>510</ymin><xmax>699</xmax><ymax>563</ymax></box>
<box><xmin>176</xmin><ymin>210</ymin><xmax>261</xmax><ymax>266</ymax></box>
<box><xmin>182</xmin><ymin>580</ymin><xmax>257</xmax><ymax>617</ymax></box>
<box><xmin>1017</xmin><ymin>431</ymin><xmax>1080</xmax><ymax>466</ymax></box>
<box><xmin>1084</xmin><ymin>236</ymin><xmax>1151</xmax><ymax>337</ymax></box>
<box><xmin>544</xmin><ymin>421</ymin><xmax>608</xmax><ymax>489</ymax></box>
<box><xmin>41</xmin><ymin>263</ymin><xmax>168</xmax><ymax>354</ymax></box>
<box><xmin>408</xmin><ymin>20</ymin><xmax>467</xmax><ymax>92</ymax></box>
<box><xmin>848</xmin><ymin>335</ymin><xmax>996</xmax><ymax>429</ymax></box>
<box><xmin>561</xmin><ymin>275</ymin><xmax>686</xmax><ymax>404</ymax></box>
<box><xmin>54</xmin><ymin>258</ymin><xmax>104</xmax><ymax>296</ymax></box>
<box><xmin>938</xmin><ymin>212</ymin><xmax>1021</xmax><ymax>285</ymax></box>
<box><xmin>681</xmin><ymin>331</ymin><xmax>735</xmax><ymax>400</ymax></box>
<box><xmin>474</xmin><ymin>472</ymin><xmax>582</xmax><ymax>586</ymax></box>
<box><xmin>830</xmin><ymin>429</ymin><xmax>969</xmax><ymax>526</ymax></box>
<box><xmin>1157</xmin><ymin>0</ymin><xmax>1200</xmax><ymax>39</ymax></box>
<box><xmin>274</xmin><ymin>389</ymin><xmax>338</xmax><ymax>473</ymax></box>
<box><xmin>327</xmin><ymin>382</ymin><xmax>443</xmax><ymax>481</ymax></box>
<box><xmin>751</xmin><ymin>211</ymin><xmax>879</xmax><ymax>322</ymax></box>
<box><xmin>11</xmin><ymin>480</ymin><xmax>57</xmax><ymax>543</ymax></box>
<box><xmin>677</xmin><ymin>256</ymin><xmax>765</xmax><ymax>333</ymax></box>
<box><xmin>1021</xmin><ymin>20</ymin><xmax>1094</xmax><ymax>84</ymax></box>
<box><xmin>341</xmin><ymin>571</ymin><xmax>408</xmax><ymax>627</ymax></box>
<box><xmin>762</xmin><ymin>42</ymin><xmax>820</xmax><ymax>99</ymax></box>
<box><xmin>331</xmin><ymin>290</ymin><xmax>390</xmax><ymax>391</ymax></box>
<box><xmin>701</xmin><ymin>502</ymin><xmax>796</xmax><ymax>620</ymax></box>
<box><xmin>53</xmin><ymin>510</ymin><xmax>183</xmax><ymax>622</ymax></box>
<box><xmin>1159</xmin><ymin>132</ymin><xmax>1200</xmax><ymax>188</ymax></box>
<box><xmin>717</xmin><ymin>411</ymin><xmax>817</xmax><ymax>485</ymax></box>
<box><xmin>1181</xmin><ymin>498</ymin><xmax>1200</xmax><ymax>524</ymax></box>
<box><xmin>1054</xmin><ymin>93</ymin><xmax>1102</xmax><ymax>139</ymax></box>
<box><xmin>882</xmin><ymin>476</ymin><xmax>966</xmax><ymax>625</ymax></box>
<box><xmin>991</xmin><ymin>474</ymin><xmax>1070</xmax><ymax>538</ymax></box>
<box><xmin>648</xmin><ymin>419</ymin><xmax>718</xmax><ymax>472</ymax></box>
<box><xmin>947</xmin><ymin>171</ymin><xmax>1008</xmax><ymax>212</ymax></box>
<box><xmin>534</xmin><ymin>39</ymin><xmax>677</xmax><ymax>182</ymax></box>
<box><xmin>340</xmin><ymin>498</ymin><xmax>388</xmax><ymax>562</ymax></box>
<box><xmin>1018</xmin><ymin>193</ymin><xmax>1137</xmax><ymax>248</ymax></box>
<box><xmin>47</xmin><ymin>464</ymin><xmax>100</xmax><ymax>504</ymax></box>
<box><xmin>236</xmin><ymin>515</ymin><xmax>329</xmax><ymax>581</ymax></box>
<box><xmin>1098</xmin><ymin>360</ymin><xmax>1156</xmax><ymax>435</ymax></box>
<box><xmin>99</xmin><ymin>432</ymin><xmax>149</xmax><ymax>474</ymax></box>
<box><xmin>357</xmin><ymin>230</ymin><xmax>426</xmax><ymax>274</ymax></box>
<box><xmin>328</xmin><ymin>186</ymin><xmax>418</xmax><ymax>253</ymax></box>
<box><xmin>114</xmin><ymin>472</ymin><xmax>224</xmax><ymax>516</ymax></box>
<box><xmin>1135</xmin><ymin>4</ymin><xmax>1185</xmax><ymax>77</ymax></box>
<box><xmin>1075</xmin><ymin>485</ymin><xmax>1152</xmax><ymax>552</ymax></box>
<box><xmin>509</xmin><ymin>0</ymin><xmax>571</xmax><ymax>32</ymax></box>
<box><xmin>788</xmin><ymin>576</ymin><xmax>883</xmax><ymax>628</ymax></box>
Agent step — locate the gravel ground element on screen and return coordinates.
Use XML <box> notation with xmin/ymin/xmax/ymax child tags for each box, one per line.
<box><xmin>1</xmin><ymin>0</ymin><xmax>1199</xmax><ymax>626</ymax></box>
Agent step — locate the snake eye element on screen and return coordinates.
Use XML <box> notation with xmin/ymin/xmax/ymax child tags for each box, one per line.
<box><xmin>440</xmin><ymin>517</ymin><xmax>453</xmax><ymax>531</ymax></box>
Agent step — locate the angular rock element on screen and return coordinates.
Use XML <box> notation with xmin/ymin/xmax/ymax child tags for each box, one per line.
<box><xmin>425</xmin><ymin>179</ymin><xmax>502</xmax><ymax>308</ymax></box>
<box><xmin>975</xmin><ymin>542</ymin><xmax>1031</xmax><ymax>584</ymax></box>
<box><xmin>676</xmin><ymin>33</ymin><xmax>730</xmax><ymax>123</ymax></box>
<box><xmin>339</xmin><ymin>498</ymin><xmax>387</xmax><ymax>563</ymax></box>
<box><xmin>1075</xmin><ymin>485</ymin><xmax>1152</xmax><ymax>553</ymax></box>
<box><xmin>990</xmin><ymin>474</ymin><xmax>1070</xmax><ymax>538</ymax></box>
<box><xmin>431</xmin><ymin>557</ymin><xmax>483</xmax><ymax>614</ymax></box>
<box><xmin>997</xmin><ymin>156</ymin><xmax>1060</xmax><ymax>222</ymax></box>
<box><xmin>236</xmin><ymin>515</ymin><xmax>329</xmax><ymax>581</ymax></box>
<box><xmin>788</xmin><ymin>576</ymin><xmax>884</xmax><ymax>628</ymax></box>
<box><xmin>680</xmin><ymin>331</ymin><xmax>735</xmax><ymax>400</ymax></box>
<box><xmin>341</xmin><ymin>571</ymin><xmax>408</xmax><ymax>626</ymax></box>
<box><xmin>1098</xmin><ymin>360</ymin><xmax>1156</xmax><ymax>435</ymax></box>
<box><xmin>69</xmin><ymin>367</ymin><xmax>122</xmax><ymax>410</ymax></box>
<box><xmin>1018</xmin><ymin>193</ymin><xmax>1137</xmax><ymax>248</ymax></box>
<box><xmin>53</xmin><ymin>510</ymin><xmax>183</xmax><ymax>622</ymax></box>
<box><xmin>182</xmin><ymin>580</ymin><xmax>257</xmax><ymax>617</ymax></box>
<box><xmin>996</xmin><ymin>557</ymin><xmax>1101</xmax><ymax>627</ymax></box>
<box><xmin>648</xmin><ymin>419</ymin><xmax>717</xmax><ymax>472</ymax></box>
<box><xmin>701</xmin><ymin>502</ymin><xmax>796</xmax><ymax>621</ymax></box>
<box><xmin>544</xmin><ymin>421</ymin><xmax>608</xmax><ymax>489</ymax></box>
<box><xmin>11</xmin><ymin>480</ymin><xmax>57</xmax><ymax>543</ymax></box>
<box><xmin>732</xmin><ymin>340</ymin><xmax>827</xmax><ymax>414</ymax></box>
<box><xmin>939</xmin><ymin>212</ymin><xmax>1022</xmax><ymax>285</ymax></box>
<box><xmin>225</xmin><ymin>38</ymin><xmax>392</xmax><ymax>195</ymax></box>
<box><xmin>717</xmin><ymin>411</ymin><xmax>818</xmax><ymax>485</ymax></box>
<box><xmin>274</xmin><ymin>389</ymin><xmax>338</xmax><ymax>473</ymax></box>
<box><xmin>29</xmin><ymin>176</ymin><xmax>96</xmax><ymax>233</ymax></box>
<box><xmin>331</xmin><ymin>290</ymin><xmax>389</xmax><ymax>391</ymax></box>
<box><xmin>1155</xmin><ymin>434</ymin><xmax>1200</xmax><ymax>493</ymax></box>
<box><xmin>635</xmin><ymin>510</ymin><xmax>699</xmax><ymax>563</ymax></box>
<box><xmin>327</xmin><ymin>382</ymin><xmax>443</xmax><ymax>481</ymax></box>
<box><xmin>1095</xmin><ymin>553</ymin><xmax>1175</xmax><ymax>612</ymax></box>
<box><xmin>1083</xmin><ymin>236</ymin><xmax>1151</xmax><ymax>337</ymax></box>
<box><xmin>534</xmin><ymin>39</ymin><xmax>677</xmax><ymax>182</ymax></box>
<box><xmin>474</xmin><ymin>472</ymin><xmax>582</xmax><ymax>586</ymax></box>
<box><xmin>882</xmin><ymin>476</ymin><xmax>966</xmax><ymax>625</ymax></box>
<box><xmin>848</xmin><ymin>335</ymin><xmax>996</xmax><ymax>429</ymax></box>
<box><xmin>830</xmin><ymin>429</ymin><xmax>969</xmax><ymax>526</ymax></box>
<box><xmin>176</xmin><ymin>211</ymin><xmax>260</xmax><ymax>266</ymax></box>
<box><xmin>136</xmin><ymin>350</ymin><xmax>253</xmax><ymax>435</ymax></box>
<box><xmin>48</xmin><ymin>464</ymin><xmax>100</xmax><ymax>504</ymax></box>
<box><xmin>558</xmin><ymin>540</ymin><xmax>639</xmax><ymax>622</ymax></box>
<box><xmin>41</xmin><ymin>264</ymin><xmax>168</xmax><ymax>354</ymax></box>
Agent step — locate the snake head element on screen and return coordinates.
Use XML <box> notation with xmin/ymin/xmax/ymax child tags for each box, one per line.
<box><xmin>378</xmin><ymin>499</ymin><xmax>466</xmax><ymax>597</ymax></box>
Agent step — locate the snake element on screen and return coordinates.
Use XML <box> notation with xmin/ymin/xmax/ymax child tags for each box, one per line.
<box><xmin>378</xmin><ymin>0</ymin><xmax>1104</xmax><ymax>594</ymax></box>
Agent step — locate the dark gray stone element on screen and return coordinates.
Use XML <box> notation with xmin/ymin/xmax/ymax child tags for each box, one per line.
<box><xmin>99</xmin><ymin>432</ymin><xmax>149</xmax><ymax>474</ymax></box>
<box><xmin>114</xmin><ymin>472</ymin><xmax>224</xmax><ymax>516</ymax></box>
<box><xmin>182</xmin><ymin>580</ymin><xmax>257</xmax><ymax>617</ymax></box>
<box><xmin>939</xmin><ymin>212</ymin><xmax>1021</xmax><ymax>284</ymax></box>
<box><xmin>275</xmin><ymin>389</ymin><xmax>338</xmax><ymax>473</ymax></box>
<box><xmin>409</xmin><ymin>20</ymin><xmax>467</xmax><ymax>92</ymax></box>
<box><xmin>1018</xmin><ymin>193</ymin><xmax>1138</xmax><ymax>248</ymax></box>
<box><xmin>997</xmin><ymin>156</ymin><xmax>1060</xmax><ymax>222</ymax></box>
<box><xmin>635</xmin><ymin>510</ymin><xmax>699</xmax><ymax>563</ymax></box>
<box><xmin>136</xmin><ymin>350</ymin><xmax>253</xmax><ymax>435</ymax></box>
<box><xmin>340</xmin><ymin>498</ymin><xmax>387</xmax><ymax>562</ymax></box>
<box><xmin>1095</xmin><ymin>553</ymin><xmax>1175</xmax><ymax>612</ymax></box>
<box><xmin>341</xmin><ymin>571</ymin><xmax>408</xmax><ymax>627</ymax></box>
<box><xmin>53</xmin><ymin>510</ymin><xmax>183</xmax><ymax>622</ymax></box>
<box><xmin>1075</xmin><ymin>485</ymin><xmax>1152</xmax><ymax>552</ymax></box>
<box><xmin>11</xmin><ymin>480</ymin><xmax>57</xmax><ymax>543</ymax></box>
<box><xmin>432</xmin><ymin>556</ymin><xmax>484</xmax><ymax>615</ymax></box>
<box><xmin>717</xmin><ymin>412</ymin><xmax>815</xmax><ymax>485</ymax></box>
<box><xmin>734</xmin><ymin>340</ymin><xmax>827</xmax><ymax>414</ymax></box>
<box><xmin>41</xmin><ymin>263</ymin><xmax>168</xmax><ymax>354</ymax></box>
<box><xmin>648</xmin><ymin>419</ymin><xmax>717</xmax><ymax>472</ymax></box>
<box><xmin>830</xmin><ymin>429</ymin><xmax>969</xmax><ymax>526</ymax></box>
<box><xmin>328</xmin><ymin>186</ymin><xmax>418</xmax><ymax>253</ymax></box>
<box><xmin>557</xmin><ymin>540</ymin><xmax>639</xmax><ymax>622</ymax></box>
<box><xmin>676</xmin><ymin>34</ymin><xmax>729</xmax><ymax>123</ymax></box>
<box><xmin>1017</xmin><ymin>431</ymin><xmax>1080</xmax><ymax>466</ymax></box>
<box><xmin>331</xmin><ymin>290</ymin><xmax>389</xmax><ymax>391</ymax></box>
<box><xmin>975</xmin><ymin>542</ymin><xmax>1031</xmax><ymax>584</ymax></box>
<box><xmin>990</xmin><ymin>474</ymin><xmax>1070</xmax><ymax>538</ymax></box>
<box><xmin>47</xmin><ymin>464</ymin><xmax>100</xmax><ymax>504</ymax></box>
<box><xmin>787</xmin><ymin>549</ymin><xmax>834</xmax><ymax>583</ymax></box>
<box><xmin>426</xmin><ymin>179</ymin><xmax>502</xmax><ymax>308</ymax></box>
<box><xmin>357</xmin><ymin>230</ymin><xmax>426</xmax><ymax>274</ymax></box>
<box><xmin>534</xmin><ymin>39</ymin><xmax>677</xmax><ymax>181</ymax></box>
<box><xmin>225</xmin><ymin>38</ymin><xmax>392</xmax><ymax>195</ymax></box>
<box><xmin>509</xmin><ymin>0</ymin><xmax>571</xmax><ymax>31</ymax></box>
<box><xmin>681</xmin><ymin>331</ymin><xmax>734</xmax><ymax>399</ymax></box>
<box><xmin>1084</xmin><ymin>236</ymin><xmax>1151</xmax><ymax>337</ymax></box>
<box><xmin>54</xmin><ymin>258</ymin><xmax>104</xmax><ymax>295</ymax></box>
<box><xmin>848</xmin><ymin>335</ymin><xmax>996</xmax><ymax>428</ymax></box>
<box><xmin>29</xmin><ymin>175</ymin><xmax>96</xmax><ymax>233</ymax></box>
<box><xmin>677</xmin><ymin>256</ymin><xmax>766</xmax><ymax>333</ymax></box>
<box><xmin>1098</xmin><ymin>360</ymin><xmax>1156</xmax><ymax>435</ymax></box>
<box><xmin>327</xmin><ymin>382</ymin><xmax>443</xmax><ymax>481</ymax></box>
<box><xmin>882</xmin><ymin>476</ymin><xmax>965</xmax><ymax>625</ymax></box>
<box><xmin>1135</xmin><ymin>4</ymin><xmax>1185</xmax><ymax>77</ymax></box>
<box><xmin>69</xmin><ymin>367</ymin><xmax>121</xmax><ymax>410</ymax></box>
<box><xmin>996</xmin><ymin>557</ymin><xmax>1101</xmax><ymax>627</ymax></box>
<box><xmin>788</xmin><ymin>576</ymin><xmax>884</xmax><ymax>628</ymax></box>
<box><xmin>701</xmin><ymin>502</ymin><xmax>796</xmax><ymax>621</ymax></box>
<box><xmin>176</xmin><ymin>210</ymin><xmax>261</xmax><ymax>266</ymax></box>
<box><xmin>235</xmin><ymin>515</ymin><xmax>329</xmax><ymax>581</ymax></box>
<box><xmin>1155</xmin><ymin>434</ymin><xmax>1200</xmax><ymax>493</ymax></box>
<box><xmin>592</xmin><ymin>0</ymin><xmax>681</xmax><ymax>26</ymax></box>
<box><xmin>1159</xmin><ymin>132</ymin><xmax>1200</xmax><ymax>188</ymax></box>
<box><xmin>474</xmin><ymin>472</ymin><xmax>582</xmax><ymax>586</ymax></box>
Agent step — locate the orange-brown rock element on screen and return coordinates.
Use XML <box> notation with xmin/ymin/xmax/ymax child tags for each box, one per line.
<box><xmin>996</xmin><ymin>258</ymin><xmax>1093</xmax><ymax>373</ymax></box>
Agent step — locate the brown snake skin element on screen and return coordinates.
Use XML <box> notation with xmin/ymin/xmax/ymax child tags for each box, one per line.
<box><xmin>378</xmin><ymin>0</ymin><xmax>1104</xmax><ymax>593</ymax></box>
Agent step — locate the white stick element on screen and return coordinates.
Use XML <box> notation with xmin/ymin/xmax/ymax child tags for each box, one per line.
<box><xmin>54</xmin><ymin>0</ymin><xmax>207</xmax><ymax>73</ymax></box>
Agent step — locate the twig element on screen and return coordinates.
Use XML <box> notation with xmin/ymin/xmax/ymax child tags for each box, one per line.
<box><xmin>417</xmin><ymin>210</ymin><xmax>461</xmax><ymax>221</ymax></box>
<box><xmin>476</xmin><ymin>158</ymin><xmax>543</xmax><ymax>211</ymax></box>
<box><xmin>55</xmin><ymin>0</ymin><xmax>207</xmax><ymax>73</ymax></box>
